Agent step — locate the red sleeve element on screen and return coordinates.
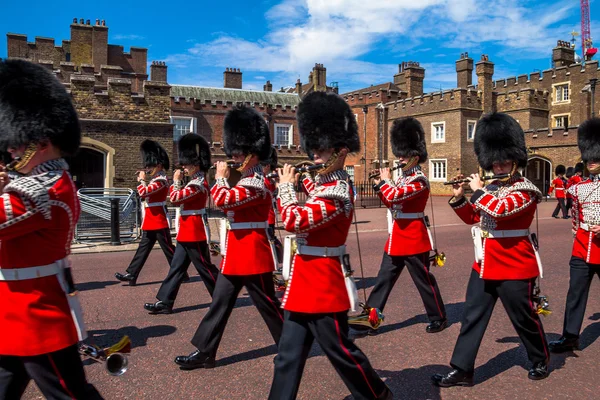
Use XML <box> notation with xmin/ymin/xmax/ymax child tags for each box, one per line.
<box><xmin>470</xmin><ymin>188</ymin><xmax>536</xmax><ymax>220</ymax></box>
<box><xmin>374</xmin><ymin>178</ymin><xmax>427</xmax><ymax>208</ymax></box>
<box><xmin>301</xmin><ymin>174</ymin><xmax>315</xmax><ymax>195</ymax></box>
<box><xmin>138</xmin><ymin>179</ymin><xmax>168</xmax><ymax>198</ymax></box>
<box><xmin>169</xmin><ymin>181</ymin><xmax>207</xmax><ymax>205</ymax></box>
<box><xmin>449</xmin><ymin>196</ymin><xmax>480</xmax><ymax>225</ymax></box>
<box><xmin>211</xmin><ymin>178</ymin><xmax>267</xmax><ymax>211</ymax></box>
<box><xmin>0</xmin><ymin>192</ymin><xmax>52</xmax><ymax>240</ymax></box>
<box><xmin>277</xmin><ymin>182</ymin><xmax>348</xmax><ymax>234</ymax></box>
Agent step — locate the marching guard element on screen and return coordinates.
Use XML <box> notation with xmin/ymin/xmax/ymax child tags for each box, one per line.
<box><xmin>269</xmin><ymin>92</ymin><xmax>392</xmax><ymax>400</ymax></box>
<box><xmin>0</xmin><ymin>59</ymin><xmax>102</xmax><ymax>399</ymax></box>
<box><xmin>355</xmin><ymin>117</ymin><xmax>447</xmax><ymax>336</ymax></box>
<box><xmin>115</xmin><ymin>140</ymin><xmax>176</xmax><ymax>286</ymax></box>
<box><xmin>550</xmin><ymin>118</ymin><xmax>600</xmax><ymax>353</ymax></box>
<box><xmin>144</xmin><ymin>133</ymin><xmax>220</xmax><ymax>314</ymax></box>
<box><xmin>174</xmin><ymin>106</ymin><xmax>283</xmax><ymax>370</ymax></box>
<box><xmin>549</xmin><ymin>164</ymin><xmax>569</xmax><ymax>219</ymax></box>
<box><xmin>432</xmin><ymin>112</ymin><xmax>549</xmax><ymax>387</ymax></box>
<box><xmin>264</xmin><ymin>146</ymin><xmax>283</xmax><ymax>266</ymax></box>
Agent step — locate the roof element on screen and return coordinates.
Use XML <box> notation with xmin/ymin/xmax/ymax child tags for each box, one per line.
<box><xmin>171</xmin><ymin>85</ymin><xmax>301</xmax><ymax>107</ymax></box>
<box><xmin>341</xmin><ymin>82</ymin><xmax>395</xmax><ymax>96</ymax></box>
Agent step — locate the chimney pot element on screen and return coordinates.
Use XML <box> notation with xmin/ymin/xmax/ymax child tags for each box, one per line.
<box><xmin>80</xmin><ymin>18</ymin><xmax>84</xmax><ymax>24</ymax></box>
<box><xmin>86</xmin><ymin>19</ymin><xmax>90</xmax><ymax>25</ymax></box>
<box><xmin>96</xmin><ymin>19</ymin><xmax>100</xmax><ymax>25</ymax></box>
<box><xmin>101</xmin><ymin>20</ymin><xmax>105</xmax><ymax>26</ymax></box>
<box><xmin>73</xmin><ymin>18</ymin><xmax>77</xmax><ymax>23</ymax></box>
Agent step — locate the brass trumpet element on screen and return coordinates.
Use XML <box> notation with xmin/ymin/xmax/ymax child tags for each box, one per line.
<box><xmin>348</xmin><ymin>303</ymin><xmax>385</xmax><ymax>329</ymax></box>
<box><xmin>79</xmin><ymin>336</ymin><xmax>132</xmax><ymax>376</ymax></box>
<box><xmin>443</xmin><ymin>173</ymin><xmax>510</xmax><ymax>185</ymax></box>
<box><xmin>209</xmin><ymin>161</ymin><xmax>242</xmax><ymax>169</ymax></box>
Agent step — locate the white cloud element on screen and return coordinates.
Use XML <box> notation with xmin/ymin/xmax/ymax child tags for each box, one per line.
<box><xmin>113</xmin><ymin>34</ymin><xmax>145</xmax><ymax>40</ymax></box>
<box><xmin>166</xmin><ymin>0</ymin><xmax>579</xmax><ymax>92</ymax></box>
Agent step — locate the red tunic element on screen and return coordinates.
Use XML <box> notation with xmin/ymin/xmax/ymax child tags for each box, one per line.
<box><xmin>0</xmin><ymin>159</ymin><xmax>81</xmax><ymax>356</ymax></box>
<box><xmin>569</xmin><ymin>176</ymin><xmax>600</xmax><ymax>264</ymax></box>
<box><xmin>548</xmin><ymin>176</ymin><xmax>567</xmax><ymax>199</ymax></box>
<box><xmin>375</xmin><ymin>166</ymin><xmax>432</xmax><ymax>256</ymax></box>
<box><xmin>138</xmin><ymin>172</ymin><xmax>169</xmax><ymax>231</ymax></box>
<box><xmin>170</xmin><ymin>172</ymin><xmax>208</xmax><ymax>243</ymax></box>
<box><xmin>211</xmin><ymin>165</ymin><xmax>274</xmax><ymax>275</ymax></box>
<box><xmin>566</xmin><ymin>175</ymin><xmax>583</xmax><ymax>200</ymax></box>
<box><xmin>278</xmin><ymin>170</ymin><xmax>353</xmax><ymax>313</ymax></box>
<box><xmin>450</xmin><ymin>177</ymin><xmax>542</xmax><ymax>280</ymax></box>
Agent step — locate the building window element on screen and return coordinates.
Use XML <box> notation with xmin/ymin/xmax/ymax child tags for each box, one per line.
<box><xmin>554</xmin><ymin>114</ymin><xmax>569</xmax><ymax>128</ymax></box>
<box><xmin>345</xmin><ymin>166</ymin><xmax>355</xmax><ymax>181</ymax></box>
<box><xmin>170</xmin><ymin>117</ymin><xmax>197</xmax><ymax>141</ymax></box>
<box><xmin>429</xmin><ymin>159</ymin><xmax>447</xmax><ymax>181</ymax></box>
<box><xmin>553</xmin><ymin>83</ymin><xmax>570</xmax><ymax>103</ymax></box>
<box><xmin>431</xmin><ymin>122</ymin><xmax>445</xmax><ymax>143</ymax></box>
<box><xmin>274</xmin><ymin>123</ymin><xmax>293</xmax><ymax>146</ymax></box>
<box><xmin>467</xmin><ymin>120</ymin><xmax>476</xmax><ymax>141</ymax></box>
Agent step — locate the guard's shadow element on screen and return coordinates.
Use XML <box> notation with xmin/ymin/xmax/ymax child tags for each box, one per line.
<box><xmin>215</xmin><ymin>344</ymin><xmax>279</xmax><ymax>368</ymax></box>
<box><xmin>173</xmin><ymin>296</ymin><xmax>254</xmax><ymax>314</ymax></box>
<box><xmin>372</xmin><ymin>302</ymin><xmax>464</xmax><ymax>336</ymax></box>
<box><xmin>341</xmin><ymin>365</ymin><xmax>445</xmax><ymax>400</ymax></box>
<box><xmin>83</xmin><ymin>324</ymin><xmax>177</xmax><ymax>366</ymax></box>
<box><xmin>354</xmin><ymin>277</ymin><xmax>378</xmax><ymax>291</ymax></box>
<box><xmin>77</xmin><ymin>280</ymin><xmax>120</xmax><ymax>291</ymax></box>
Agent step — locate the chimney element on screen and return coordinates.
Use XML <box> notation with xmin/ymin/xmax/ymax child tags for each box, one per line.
<box><xmin>311</xmin><ymin>63</ymin><xmax>327</xmax><ymax>90</ymax></box>
<box><xmin>150</xmin><ymin>61</ymin><xmax>168</xmax><ymax>82</ymax></box>
<box><xmin>403</xmin><ymin>61</ymin><xmax>425</xmax><ymax>98</ymax></box>
<box><xmin>70</xmin><ymin>17</ymin><xmax>94</xmax><ymax>66</ymax></box>
<box><xmin>223</xmin><ymin>67</ymin><xmax>242</xmax><ymax>89</ymax></box>
<box><xmin>553</xmin><ymin>40</ymin><xmax>575</xmax><ymax>67</ymax></box>
<box><xmin>92</xmin><ymin>18</ymin><xmax>108</xmax><ymax>72</ymax></box>
<box><xmin>393</xmin><ymin>64</ymin><xmax>407</xmax><ymax>91</ymax></box>
<box><xmin>476</xmin><ymin>54</ymin><xmax>495</xmax><ymax>113</ymax></box>
<box><xmin>263</xmin><ymin>80</ymin><xmax>272</xmax><ymax>91</ymax></box>
<box><xmin>456</xmin><ymin>52</ymin><xmax>474</xmax><ymax>88</ymax></box>
<box><xmin>295</xmin><ymin>79</ymin><xmax>302</xmax><ymax>96</ymax></box>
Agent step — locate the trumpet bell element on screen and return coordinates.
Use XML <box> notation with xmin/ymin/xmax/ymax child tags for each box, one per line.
<box><xmin>348</xmin><ymin>303</ymin><xmax>384</xmax><ymax>329</ymax></box>
<box><xmin>106</xmin><ymin>352</ymin><xmax>128</xmax><ymax>376</ymax></box>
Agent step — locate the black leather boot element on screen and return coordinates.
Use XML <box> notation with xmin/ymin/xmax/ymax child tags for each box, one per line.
<box><xmin>144</xmin><ymin>301</ymin><xmax>173</xmax><ymax>315</ymax></box>
<box><xmin>431</xmin><ymin>368</ymin><xmax>474</xmax><ymax>387</ymax></box>
<box><xmin>426</xmin><ymin>319</ymin><xmax>448</xmax><ymax>333</ymax></box>
<box><xmin>115</xmin><ymin>272</ymin><xmax>137</xmax><ymax>286</ymax></box>
<box><xmin>174</xmin><ymin>350</ymin><xmax>216</xmax><ymax>370</ymax></box>
<box><xmin>549</xmin><ymin>336</ymin><xmax>579</xmax><ymax>353</ymax></box>
<box><xmin>528</xmin><ymin>361</ymin><xmax>549</xmax><ymax>380</ymax></box>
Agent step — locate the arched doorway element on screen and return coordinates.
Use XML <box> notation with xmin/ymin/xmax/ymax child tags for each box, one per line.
<box><xmin>525</xmin><ymin>156</ymin><xmax>552</xmax><ymax>194</ymax></box>
<box><xmin>65</xmin><ymin>147</ymin><xmax>106</xmax><ymax>189</ymax></box>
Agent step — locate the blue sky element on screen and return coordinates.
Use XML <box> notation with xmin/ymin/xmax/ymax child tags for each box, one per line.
<box><xmin>1</xmin><ymin>0</ymin><xmax>598</xmax><ymax>93</ymax></box>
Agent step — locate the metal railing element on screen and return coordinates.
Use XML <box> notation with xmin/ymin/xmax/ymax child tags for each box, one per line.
<box><xmin>354</xmin><ymin>182</ymin><xmax>384</xmax><ymax>208</ymax></box>
<box><xmin>75</xmin><ymin>188</ymin><xmax>141</xmax><ymax>242</ymax></box>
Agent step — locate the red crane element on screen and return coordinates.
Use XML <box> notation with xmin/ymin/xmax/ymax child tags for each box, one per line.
<box><xmin>581</xmin><ymin>0</ymin><xmax>597</xmax><ymax>60</ymax></box>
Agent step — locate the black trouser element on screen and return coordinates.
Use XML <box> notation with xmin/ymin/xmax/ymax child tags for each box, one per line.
<box><xmin>191</xmin><ymin>272</ymin><xmax>284</xmax><ymax>358</ymax></box>
<box><xmin>562</xmin><ymin>256</ymin><xmax>600</xmax><ymax>338</ymax></box>
<box><xmin>566</xmin><ymin>197</ymin><xmax>573</xmax><ymax>213</ymax></box>
<box><xmin>367</xmin><ymin>251</ymin><xmax>446</xmax><ymax>321</ymax></box>
<box><xmin>156</xmin><ymin>241</ymin><xmax>220</xmax><ymax>306</ymax></box>
<box><xmin>450</xmin><ymin>270</ymin><xmax>549</xmax><ymax>372</ymax></box>
<box><xmin>126</xmin><ymin>228</ymin><xmax>175</xmax><ymax>278</ymax></box>
<box><xmin>0</xmin><ymin>344</ymin><xmax>103</xmax><ymax>400</ymax></box>
<box><xmin>269</xmin><ymin>311</ymin><xmax>389</xmax><ymax>400</ymax></box>
<box><xmin>552</xmin><ymin>198</ymin><xmax>568</xmax><ymax>218</ymax></box>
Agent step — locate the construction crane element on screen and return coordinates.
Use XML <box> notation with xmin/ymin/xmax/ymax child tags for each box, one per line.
<box><xmin>581</xmin><ymin>0</ymin><xmax>597</xmax><ymax>60</ymax></box>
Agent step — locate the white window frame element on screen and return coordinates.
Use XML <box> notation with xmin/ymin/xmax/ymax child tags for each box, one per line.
<box><xmin>392</xmin><ymin>160</ymin><xmax>401</xmax><ymax>181</ymax></box>
<box><xmin>552</xmin><ymin>113</ymin><xmax>570</xmax><ymax>128</ymax></box>
<box><xmin>429</xmin><ymin>159</ymin><xmax>447</xmax><ymax>182</ymax></box>
<box><xmin>467</xmin><ymin>120</ymin><xmax>477</xmax><ymax>142</ymax></box>
<box><xmin>431</xmin><ymin>121</ymin><xmax>446</xmax><ymax>143</ymax></box>
<box><xmin>345</xmin><ymin>165</ymin><xmax>355</xmax><ymax>180</ymax></box>
<box><xmin>552</xmin><ymin>82</ymin><xmax>570</xmax><ymax>104</ymax></box>
<box><xmin>274</xmin><ymin>123</ymin><xmax>293</xmax><ymax>147</ymax></box>
<box><xmin>170</xmin><ymin>116</ymin><xmax>197</xmax><ymax>141</ymax></box>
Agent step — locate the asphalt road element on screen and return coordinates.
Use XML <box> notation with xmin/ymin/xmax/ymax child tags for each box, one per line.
<box><xmin>23</xmin><ymin>197</ymin><xmax>600</xmax><ymax>399</ymax></box>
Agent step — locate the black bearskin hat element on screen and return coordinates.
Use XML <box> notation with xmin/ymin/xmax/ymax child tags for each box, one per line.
<box><xmin>178</xmin><ymin>133</ymin><xmax>211</xmax><ymax>171</ymax></box>
<box><xmin>575</xmin><ymin>162</ymin><xmax>584</xmax><ymax>174</ymax></box>
<box><xmin>223</xmin><ymin>105</ymin><xmax>271</xmax><ymax>161</ymax></box>
<box><xmin>140</xmin><ymin>140</ymin><xmax>170</xmax><ymax>170</ymax></box>
<box><xmin>390</xmin><ymin>117</ymin><xmax>427</xmax><ymax>163</ymax></box>
<box><xmin>474</xmin><ymin>112</ymin><xmax>527</xmax><ymax>170</ymax></box>
<box><xmin>0</xmin><ymin>59</ymin><xmax>80</xmax><ymax>156</ymax></box>
<box><xmin>297</xmin><ymin>91</ymin><xmax>359</xmax><ymax>160</ymax></box>
<box><xmin>566</xmin><ymin>166</ymin><xmax>574</xmax><ymax>178</ymax></box>
<box><xmin>267</xmin><ymin>146</ymin><xmax>278</xmax><ymax>170</ymax></box>
<box><xmin>555</xmin><ymin>164</ymin><xmax>566</xmax><ymax>175</ymax></box>
<box><xmin>577</xmin><ymin>118</ymin><xmax>600</xmax><ymax>163</ymax></box>
<box><xmin>0</xmin><ymin>151</ymin><xmax>12</xmax><ymax>166</ymax></box>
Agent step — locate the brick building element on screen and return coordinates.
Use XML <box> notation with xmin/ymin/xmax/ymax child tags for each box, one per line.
<box><xmin>342</xmin><ymin>42</ymin><xmax>600</xmax><ymax>194</ymax></box>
